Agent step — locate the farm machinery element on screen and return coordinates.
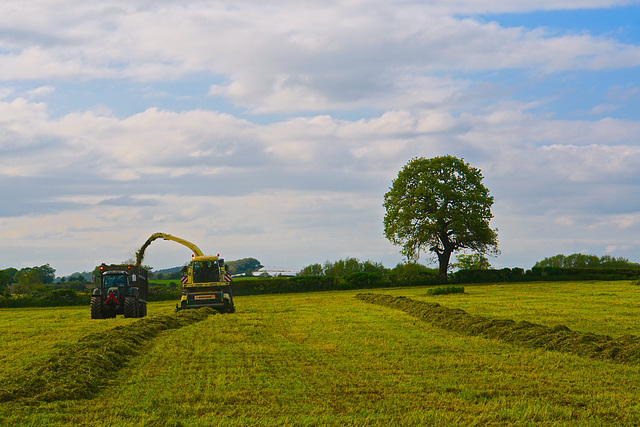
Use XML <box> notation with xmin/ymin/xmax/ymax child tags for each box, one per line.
<box><xmin>137</xmin><ymin>232</ymin><xmax>235</xmax><ymax>313</ymax></box>
<box><xmin>91</xmin><ymin>264</ymin><xmax>149</xmax><ymax>319</ymax></box>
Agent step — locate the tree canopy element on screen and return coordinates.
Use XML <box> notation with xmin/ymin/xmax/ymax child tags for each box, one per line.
<box><xmin>383</xmin><ymin>155</ymin><xmax>498</xmax><ymax>278</ymax></box>
<box><xmin>452</xmin><ymin>253</ymin><xmax>491</xmax><ymax>271</ymax></box>
<box><xmin>298</xmin><ymin>258</ymin><xmax>386</xmax><ymax>276</ymax></box>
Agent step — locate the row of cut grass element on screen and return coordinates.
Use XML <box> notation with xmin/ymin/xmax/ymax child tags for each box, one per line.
<box><xmin>356</xmin><ymin>292</ymin><xmax>640</xmax><ymax>365</ymax></box>
<box><xmin>379</xmin><ymin>280</ymin><xmax>640</xmax><ymax>337</ymax></box>
<box><xmin>0</xmin><ymin>306</ymin><xmax>214</xmax><ymax>403</ymax></box>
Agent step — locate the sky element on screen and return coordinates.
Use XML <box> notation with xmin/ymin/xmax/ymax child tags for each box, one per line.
<box><xmin>2</xmin><ymin>0</ymin><xmax>640</xmax><ymax>276</ymax></box>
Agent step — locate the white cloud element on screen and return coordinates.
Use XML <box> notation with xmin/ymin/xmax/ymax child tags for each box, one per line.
<box><xmin>1</xmin><ymin>1</ymin><xmax>640</xmax><ymax>274</ymax></box>
<box><xmin>25</xmin><ymin>86</ymin><xmax>55</xmax><ymax>98</ymax></box>
<box><xmin>1</xmin><ymin>1</ymin><xmax>640</xmax><ymax>112</ymax></box>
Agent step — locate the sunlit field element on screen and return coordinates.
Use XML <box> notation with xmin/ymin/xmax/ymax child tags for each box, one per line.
<box><xmin>2</xmin><ymin>281</ymin><xmax>640</xmax><ymax>426</ymax></box>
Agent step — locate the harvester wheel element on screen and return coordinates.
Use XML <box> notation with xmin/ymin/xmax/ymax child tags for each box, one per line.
<box><xmin>90</xmin><ymin>296</ymin><xmax>103</xmax><ymax>319</ymax></box>
<box><xmin>223</xmin><ymin>299</ymin><xmax>235</xmax><ymax>314</ymax></box>
<box><xmin>124</xmin><ymin>296</ymin><xmax>137</xmax><ymax>318</ymax></box>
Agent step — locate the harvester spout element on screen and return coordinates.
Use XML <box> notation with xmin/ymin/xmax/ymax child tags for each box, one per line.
<box><xmin>135</xmin><ymin>232</ymin><xmax>205</xmax><ymax>266</ymax></box>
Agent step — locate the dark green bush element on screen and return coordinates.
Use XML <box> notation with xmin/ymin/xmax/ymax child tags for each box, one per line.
<box><xmin>427</xmin><ymin>286</ymin><xmax>464</xmax><ymax>295</ymax></box>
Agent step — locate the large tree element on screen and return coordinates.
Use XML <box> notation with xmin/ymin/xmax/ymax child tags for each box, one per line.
<box><xmin>383</xmin><ymin>155</ymin><xmax>498</xmax><ymax>279</ymax></box>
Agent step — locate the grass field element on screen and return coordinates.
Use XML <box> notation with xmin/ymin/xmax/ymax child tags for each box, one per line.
<box><xmin>2</xmin><ymin>281</ymin><xmax>640</xmax><ymax>426</ymax></box>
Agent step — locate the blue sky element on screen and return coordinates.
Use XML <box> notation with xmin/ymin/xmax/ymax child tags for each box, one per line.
<box><xmin>1</xmin><ymin>0</ymin><xmax>640</xmax><ymax>276</ymax></box>
<box><xmin>482</xmin><ymin>7</ymin><xmax>640</xmax><ymax>40</ymax></box>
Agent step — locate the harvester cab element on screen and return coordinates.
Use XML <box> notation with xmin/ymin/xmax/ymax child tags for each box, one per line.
<box><xmin>178</xmin><ymin>254</ymin><xmax>235</xmax><ymax>313</ymax></box>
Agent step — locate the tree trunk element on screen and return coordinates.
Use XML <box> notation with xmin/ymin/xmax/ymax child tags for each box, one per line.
<box><xmin>437</xmin><ymin>250</ymin><xmax>452</xmax><ymax>280</ymax></box>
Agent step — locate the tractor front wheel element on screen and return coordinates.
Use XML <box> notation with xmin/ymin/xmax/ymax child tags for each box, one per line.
<box><xmin>90</xmin><ymin>296</ymin><xmax>103</xmax><ymax>319</ymax></box>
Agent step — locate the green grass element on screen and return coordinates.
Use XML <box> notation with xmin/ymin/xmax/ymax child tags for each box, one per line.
<box><xmin>2</xmin><ymin>282</ymin><xmax>640</xmax><ymax>425</ymax></box>
<box><xmin>149</xmin><ymin>279</ymin><xmax>181</xmax><ymax>285</ymax></box>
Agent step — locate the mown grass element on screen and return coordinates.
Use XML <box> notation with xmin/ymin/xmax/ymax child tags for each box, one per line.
<box><xmin>0</xmin><ymin>307</ymin><xmax>214</xmax><ymax>403</ymax></box>
<box><xmin>0</xmin><ymin>305</ymin><xmax>133</xmax><ymax>377</ymax></box>
<box><xmin>388</xmin><ymin>280</ymin><xmax>640</xmax><ymax>337</ymax></box>
<box><xmin>2</xmin><ymin>282</ymin><xmax>640</xmax><ymax>425</ymax></box>
<box><xmin>356</xmin><ymin>292</ymin><xmax>640</xmax><ymax>365</ymax></box>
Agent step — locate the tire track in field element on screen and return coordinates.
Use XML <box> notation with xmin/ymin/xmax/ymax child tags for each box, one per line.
<box><xmin>0</xmin><ymin>308</ymin><xmax>215</xmax><ymax>403</ymax></box>
<box><xmin>356</xmin><ymin>293</ymin><xmax>640</xmax><ymax>364</ymax></box>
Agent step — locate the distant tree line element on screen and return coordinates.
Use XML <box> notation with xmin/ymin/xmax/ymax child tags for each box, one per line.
<box><xmin>297</xmin><ymin>258</ymin><xmax>387</xmax><ymax>276</ymax></box>
<box><xmin>290</xmin><ymin>253</ymin><xmax>640</xmax><ymax>291</ymax></box>
<box><xmin>0</xmin><ymin>264</ymin><xmax>57</xmax><ymax>295</ymax></box>
<box><xmin>534</xmin><ymin>253</ymin><xmax>638</xmax><ymax>269</ymax></box>
<box><xmin>2</xmin><ymin>253</ymin><xmax>639</xmax><ymax>307</ymax></box>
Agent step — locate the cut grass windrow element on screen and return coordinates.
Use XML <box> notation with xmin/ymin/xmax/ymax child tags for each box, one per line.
<box><xmin>356</xmin><ymin>293</ymin><xmax>640</xmax><ymax>364</ymax></box>
<box><xmin>0</xmin><ymin>308</ymin><xmax>215</xmax><ymax>403</ymax></box>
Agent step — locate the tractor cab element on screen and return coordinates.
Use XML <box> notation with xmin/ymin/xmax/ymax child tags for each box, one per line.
<box><xmin>100</xmin><ymin>270</ymin><xmax>131</xmax><ymax>307</ymax></box>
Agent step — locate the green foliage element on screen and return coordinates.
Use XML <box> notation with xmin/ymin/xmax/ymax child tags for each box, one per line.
<box><xmin>344</xmin><ymin>272</ymin><xmax>385</xmax><ymax>288</ymax></box>
<box><xmin>535</xmin><ymin>253</ymin><xmax>639</xmax><ymax>269</ymax></box>
<box><xmin>0</xmin><ymin>271</ymin><xmax>10</xmax><ymax>294</ymax></box>
<box><xmin>528</xmin><ymin>266</ymin><xmax>640</xmax><ymax>281</ymax></box>
<box><xmin>298</xmin><ymin>263</ymin><xmax>323</xmax><ymax>275</ymax></box>
<box><xmin>226</xmin><ymin>257</ymin><xmax>263</xmax><ymax>275</ymax></box>
<box><xmin>6</xmin><ymin>265</ymin><xmax>56</xmax><ymax>294</ymax></box>
<box><xmin>452</xmin><ymin>253</ymin><xmax>491</xmax><ymax>270</ymax></box>
<box><xmin>426</xmin><ymin>285</ymin><xmax>465</xmax><ymax>295</ymax></box>
<box><xmin>387</xmin><ymin>262</ymin><xmax>439</xmax><ymax>286</ymax></box>
<box><xmin>68</xmin><ymin>273</ymin><xmax>88</xmax><ymax>283</ymax></box>
<box><xmin>0</xmin><ymin>289</ymin><xmax>90</xmax><ymax>308</ymax></box>
<box><xmin>232</xmin><ymin>276</ymin><xmax>340</xmax><ymax>295</ymax></box>
<box><xmin>451</xmin><ymin>267</ymin><xmax>525</xmax><ymax>283</ymax></box>
<box><xmin>298</xmin><ymin>258</ymin><xmax>386</xmax><ymax>277</ymax></box>
<box><xmin>1</xmin><ymin>267</ymin><xmax>18</xmax><ymax>283</ymax></box>
<box><xmin>12</xmin><ymin>269</ymin><xmax>46</xmax><ymax>294</ymax></box>
<box><xmin>383</xmin><ymin>155</ymin><xmax>498</xmax><ymax>279</ymax></box>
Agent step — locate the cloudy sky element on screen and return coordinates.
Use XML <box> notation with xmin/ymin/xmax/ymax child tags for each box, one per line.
<box><xmin>2</xmin><ymin>0</ymin><xmax>640</xmax><ymax>276</ymax></box>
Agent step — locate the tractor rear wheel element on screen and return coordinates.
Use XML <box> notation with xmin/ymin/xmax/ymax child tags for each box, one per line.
<box><xmin>90</xmin><ymin>296</ymin><xmax>103</xmax><ymax>319</ymax></box>
<box><xmin>124</xmin><ymin>296</ymin><xmax>137</xmax><ymax>318</ymax></box>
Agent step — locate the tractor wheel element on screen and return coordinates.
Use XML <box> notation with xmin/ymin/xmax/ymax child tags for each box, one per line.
<box><xmin>138</xmin><ymin>301</ymin><xmax>147</xmax><ymax>317</ymax></box>
<box><xmin>90</xmin><ymin>296</ymin><xmax>103</xmax><ymax>319</ymax></box>
<box><xmin>124</xmin><ymin>296</ymin><xmax>137</xmax><ymax>318</ymax></box>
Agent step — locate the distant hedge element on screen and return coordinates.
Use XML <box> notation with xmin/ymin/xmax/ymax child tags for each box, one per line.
<box><xmin>0</xmin><ymin>289</ymin><xmax>91</xmax><ymax>308</ymax></box>
<box><xmin>231</xmin><ymin>273</ymin><xmax>444</xmax><ymax>296</ymax></box>
<box><xmin>450</xmin><ymin>268</ymin><xmax>526</xmax><ymax>284</ymax></box>
<box><xmin>4</xmin><ymin>266</ymin><xmax>640</xmax><ymax>309</ymax></box>
<box><xmin>527</xmin><ymin>267</ymin><xmax>640</xmax><ymax>281</ymax></box>
<box><xmin>0</xmin><ymin>286</ymin><xmax>182</xmax><ymax>309</ymax></box>
<box><xmin>451</xmin><ymin>267</ymin><xmax>640</xmax><ymax>284</ymax></box>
